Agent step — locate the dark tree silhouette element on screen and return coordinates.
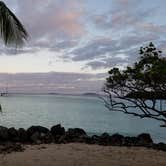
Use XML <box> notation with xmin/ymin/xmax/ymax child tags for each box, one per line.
<box><xmin>0</xmin><ymin>1</ymin><xmax>28</xmax><ymax>46</ymax></box>
<box><xmin>0</xmin><ymin>2</ymin><xmax>28</xmax><ymax>111</ymax></box>
<box><xmin>103</xmin><ymin>42</ymin><xmax>166</xmax><ymax>126</ymax></box>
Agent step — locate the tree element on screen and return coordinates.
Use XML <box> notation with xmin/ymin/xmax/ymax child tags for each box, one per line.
<box><xmin>0</xmin><ymin>1</ymin><xmax>28</xmax><ymax>47</ymax></box>
<box><xmin>103</xmin><ymin>42</ymin><xmax>166</xmax><ymax>126</ymax></box>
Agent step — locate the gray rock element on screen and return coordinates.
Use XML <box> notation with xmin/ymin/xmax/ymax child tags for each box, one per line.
<box><xmin>0</xmin><ymin>126</ymin><xmax>8</xmax><ymax>141</ymax></box>
<box><xmin>137</xmin><ymin>133</ymin><xmax>153</xmax><ymax>145</ymax></box>
<box><xmin>110</xmin><ymin>134</ymin><xmax>124</xmax><ymax>146</ymax></box>
<box><xmin>18</xmin><ymin>128</ymin><xmax>28</xmax><ymax>143</ymax></box>
<box><xmin>51</xmin><ymin>124</ymin><xmax>65</xmax><ymax>137</ymax></box>
<box><xmin>27</xmin><ymin>126</ymin><xmax>49</xmax><ymax>137</ymax></box>
<box><xmin>30</xmin><ymin>132</ymin><xmax>41</xmax><ymax>144</ymax></box>
<box><xmin>8</xmin><ymin>127</ymin><xmax>19</xmax><ymax>142</ymax></box>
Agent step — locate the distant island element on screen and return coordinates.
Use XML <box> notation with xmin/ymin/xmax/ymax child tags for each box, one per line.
<box><xmin>82</xmin><ymin>93</ymin><xmax>98</xmax><ymax>96</ymax></box>
<box><xmin>0</xmin><ymin>92</ymin><xmax>100</xmax><ymax>97</ymax></box>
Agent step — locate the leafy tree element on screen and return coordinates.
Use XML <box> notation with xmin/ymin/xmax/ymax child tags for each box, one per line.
<box><xmin>103</xmin><ymin>42</ymin><xmax>166</xmax><ymax>126</ymax></box>
<box><xmin>0</xmin><ymin>1</ymin><xmax>28</xmax><ymax>46</ymax></box>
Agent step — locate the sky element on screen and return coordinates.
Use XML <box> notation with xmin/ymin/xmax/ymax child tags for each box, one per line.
<box><xmin>0</xmin><ymin>0</ymin><xmax>166</xmax><ymax>93</ymax></box>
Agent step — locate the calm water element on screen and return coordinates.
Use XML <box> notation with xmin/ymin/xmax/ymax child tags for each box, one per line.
<box><xmin>0</xmin><ymin>94</ymin><xmax>165</xmax><ymax>143</ymax></box>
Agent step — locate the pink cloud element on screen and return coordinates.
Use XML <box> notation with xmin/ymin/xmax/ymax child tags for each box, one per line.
<box><xmin>16</xmin><ymin>0</ymin><xmax>86</xmax><ymax>43</ymax></box>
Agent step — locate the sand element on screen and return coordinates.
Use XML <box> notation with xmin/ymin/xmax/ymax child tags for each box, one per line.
<box><xmin>0</xmin><ymin>143</ymin><xmax>166</xmax><ymax>166</ymax></box>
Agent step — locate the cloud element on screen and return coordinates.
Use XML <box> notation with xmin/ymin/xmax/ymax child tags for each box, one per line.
<box><xmin>73</xmin><ymin>0</ymin><xmax>166</xmax><ymax>70</ymax></box>
<box><xmin>92</xmin><ymin>1</ymin><xmax>158</xmax><ymax>32</ymax></box>
<box><xmin>0</xmin><ymin>72</ymin><xmax>106</xmax><ymax>93</ymax></box>
<box><xmin>17</xmin><ymin>0</ymin><xmax>85</xmax><ymax>37</ymax></box>
<box><xmin>49</xmin><ymin>40</ymin><xmax>78</xmax><ymax>52</ymax></box>
<box><xmin>71</xmin><ymin>37</ymin><xmax>117</xmax><ymax>61</ymax></box>
<box><xmin>85</xmin><ymin>56</ymin><xmax>128</xmax><ymax>70</ymax></box>
<box><xmin>2</xmin><ymin>0</ymin><xmax>86</xmax><ymax>53</ymax></box>
<box><xmin>1</xmin><ymin>0</ymin><xmax>166</xmax><ymax>73</ymax></box>
<box><xmin>69</xmin><ymin>32</ymin><xmax>159</xmax><ymax>69</ymax></box>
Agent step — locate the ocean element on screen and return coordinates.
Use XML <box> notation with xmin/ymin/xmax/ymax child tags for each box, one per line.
<box><xmin>0</xmin><ymin>94</ymin><xmax>165</xmax><ymax>143</ymax></box>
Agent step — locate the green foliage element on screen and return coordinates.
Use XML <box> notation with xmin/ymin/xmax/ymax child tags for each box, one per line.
<box><xmin>0</xmin><ymin>1</ymin><xmax>28</xmax><ymax>47</ymax></box>
<box><xmin>103</xmin><ymin>43</ymin><xmax>166</xmax><ymax>125</ymax></box>
<box><xmin>105</xmin><ymin>42</ymin><xmax>166</xmax><ymax>99</ymax></box>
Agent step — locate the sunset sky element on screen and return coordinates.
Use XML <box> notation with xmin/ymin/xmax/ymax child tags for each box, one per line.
<box><xmin>0</xmin><ymin>0</ymin><xmax>166</xmax><ymax>93</ymax></box>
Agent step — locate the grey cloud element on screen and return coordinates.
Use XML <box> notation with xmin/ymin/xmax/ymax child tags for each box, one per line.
<box><xmin>70</xmin><ymin>32</ymin><xmax>159</xmax><ymax>69</ymax></box>
<box><xmin>1</xmin><ymin>0</ymin><xmax>86</xmax><ymax>55</ymax></box>
<box><xmin>0</xmin><ymin>72</ymin><xmax>106</xmax><ymax>94</ymax></box>
<box><xmin>85</xmin><ymin>61</ymin><xmax>107</xmax><ymax>70</ymax></box>
<box><xmin>71</xmin><ymin>38</ymin><xmax>117</xmax><ymax>61</ymax></box>
<box><xmin>70</xmin><ymin>0</ymin><xmax>166</xmax><ymax>70</ymax></box>
<box><xmin>86</xmin><ymin>56</ymin><xmax>129</xmax><ymax>70</ymax></box>
<box><xmin>49</xmin><ymin>40</ymin><xmax>78</xmax><ymax>52</ymax></box>
<box><xmin>92</xmin><ymin>0</ymin><xmax>159</xmax><ymax>31</ymax></box>
<box><xmin>118</xmin><ymin>33</ymin><xmax>159</xmax><ymax>50</ymax></box>
<box><xmin>0</xmin><ymin>0</ymin><xmax>165</xmax><ymax>73</ymax></box>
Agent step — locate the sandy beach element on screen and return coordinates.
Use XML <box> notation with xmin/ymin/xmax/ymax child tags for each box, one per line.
<box><xmin>0</xmin><ymin>143</ymin><xmax>165</xmax><ymax>166</ymax></box>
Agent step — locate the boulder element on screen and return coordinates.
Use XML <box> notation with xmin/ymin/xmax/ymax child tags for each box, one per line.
<box><xmin>51</xmin><ymin>124</ymin><xmax>65</xmax><ymax>137</ymax></box>
<box><xmin>30</xmin><ymin>131</ymin><xmax>53</xmax><ymax>144</ymax></box>
<box><xmin>18</xmin><ymin>128</ymin><xmax>28</xmax><ymax>143</ymax></box>
<box><xmin>26</xmin><ymin>126</ymin><xmax>49</xmax><ymax>143</ymax></box>
<box><xmin>8</xmin><ymin>127</ymin><xmax>19</xmax><ymax>142</ymax></box>
<box><xmin>110</xmin><ymin>134</ymin><xmax>124</xmax><ymax>146</ymax></box>
<box><xmin>27</xmin><ymin>126</ymin><xmax>49</xmax><ymax>137</ymax></box>
<box><xmin>137</xmin><ymin>133</ymin><xmax>153</xmax><ymax>146</ymax></box>
<box><xmin>42</xmin><ymin>132</ymin><xmax>53</xmax><ymax>144</ymax></box>
<box><xmin>99</xmin><ymin>133</ymin><xmax>110</xmax><ymax>145</ymax></box>
<box><xmin>84</xmin><ymin>136</ymin><xmax>94</xmax><ymax>144</ymax></box>
<box><xmin>67</xmin><ymin>128</ymin><xmax>86</xmax><ymax>137</ymax></box>
<box><xmin>91</xmin><ymin>135</ymin><xmax>100</xmax><ymax>144</ymax></box>
<box><xmin>153</xmin><ymin>143</ymin><xmax>166</xmax><ymax>151</ymax></box>
<box><xmin>57</xmin><ymin>135</ymin><xmax>67</xmax><ymax>144</ymax></box>
<box><xmin>0</xmin><ymin>126</ymin><xmax>8</xmax><ymax>141</ymax></box>
<box><xmin>64</xmin><ymin>128</ymin><xmax>87</xmax><ymax>142</ymax></box>
<box><xmin>124</xmin><ymin>136</ymin><xmax>138</xmax><ymax>146</ymax></box>
<box><xmin>30</xmin><ymin>132</ymin><xmax>41</xmax><ymax>144</ymax></box>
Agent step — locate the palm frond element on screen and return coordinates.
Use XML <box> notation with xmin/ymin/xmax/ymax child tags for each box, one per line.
<box><xmin>0</xmin><ymin>1</ymin><xmax>28</xmax><ymax>47</ymax></box>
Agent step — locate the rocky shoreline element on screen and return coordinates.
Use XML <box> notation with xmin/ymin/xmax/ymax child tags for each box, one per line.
<box><xmin>0</xmin><ymin>124</ymin><xmax>165</xmax><ymax>153</ymax></box>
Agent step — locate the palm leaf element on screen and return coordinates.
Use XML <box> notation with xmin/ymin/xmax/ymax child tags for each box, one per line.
<box><xmin>0</xmin><ymin>1</ymin><xmax>28</xmax><ymax>47</ymax></box>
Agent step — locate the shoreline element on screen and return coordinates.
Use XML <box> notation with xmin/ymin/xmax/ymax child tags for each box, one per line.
<box><xmin>0</xmin><ymin>124</ymin><xmax>165</xmax><ymax>153</ymax></box>
<box><xmin>0</xmin><ymin>125</ymin><xmax>165</xmax><ymax>165</ymax></box>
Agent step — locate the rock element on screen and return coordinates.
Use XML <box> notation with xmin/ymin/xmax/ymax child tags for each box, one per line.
<box><xmin>73</xmin><ymin>135</ymin><xmax>88</xmax><ymax>143</ymax></box>
<box><xmin>99</xmin><ymin>133</ymin><xmax>110</xmax><ymax>145</ymax></box>
<box><xmin>64</xmin><ymin>128</ymin><xmax>87</xmax><ymax>143</ymax></box>
<box><xmin>110</xmin><ymin>134</ymin><xmax>124</xmax><ymax>146</ymax></box>
<box><xmin>137</xmin><ymin>133</ymin><xmax>153</xmax><ymax>146</ymax></box>
<box><xmin>30</xmin><ymin>132</ymin><xmax>41</xmax><ymax>144</ymax></box>
<box><xmin>0</xmin><ymin>126</ymin><xmax>8</xmax><ymax>141</ymax></box>
<box><xmin>8</xmin><ymin>127</ymin><xmax>19</xmax><ymax>142</ymax></box>
<box><xmin>51</xmin><ymin>124</ymin><xmax>65</xmax><ymax>137</ymax></box>
<box><xmin>91</xmin><ymin>135</ymin><xmax>100</xmax><ymax>144</ymax></box>
<box><xmin>18</xmin><ymin>128</ymin><xmax>28</xmax><ymax>143</ymax></box>
<box><xmin>26</xmin><ymin>126</ymin><xmax>49</xmax><ymax>143</ymax></box>
<box><xmin>41</xmin><ymin>132</ymin><xmax>53</xmax><ymax>144</ymax></box>
<box><xmin>67</xmin><ymin>128</ymin><xmax>87</xmax><ymax>137</ymax></box>
<box><xmin>57</xmin><ymin>135</ymin><xmax>67</xmax><ymax>144</ymax></box>
<box><xmin>153</xmin><ymin>143</ymin><xmax>166</xmax><ymax>151</ymax></box>
<box><xmin>27</xmin><ymin>126</ymin><xmax>49</xmax><ymax>137</ymax></box>
<box><xmin>124</xmin><ymin>136</ymin><xmax>138</xmax><ymax>146</ymax></box>
<box><xmin>84</xmin><ymin>136</ymin><xmax>94</xmax><ymax>144</ymax></box>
